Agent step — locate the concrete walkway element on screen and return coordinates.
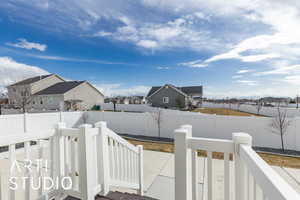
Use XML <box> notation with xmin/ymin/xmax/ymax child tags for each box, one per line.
<box><xmin>141</xmin><ymin>150</ymin><xmax>300</xmax><ymax>200</ymax></box>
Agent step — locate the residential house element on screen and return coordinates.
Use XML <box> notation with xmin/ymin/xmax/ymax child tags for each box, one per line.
<box><xmin>33</xmin><ymin>81</ymin><xmax>104</xmax><ymax>110</ymax></box>
<box><xmin>146</xmin><ymin>84</ymin><xmax>203</xmax><ymax>108</ymax></box>
<box><xmin>105</xmin><ymin>96</ymin><xmax>147</xmax><ymax>104</ymax></box>
<box><xmin>105</xmin><ymin>96</ymin><xmax>129</xmax><ymax>104</ymax></box>
<box><xmin>7</xmin><ymin>74</ymin><xmax>104</xmax><ymax>111</ymax></box>
<box><xmin>7</xmin><ymin>74</ymin><xmax>64</xmax><ymax>106</ymax></box>
<box><xmin>129</xmin><ymin>96</ymin><xmax>147</xmax><ymax>104</ymax></box>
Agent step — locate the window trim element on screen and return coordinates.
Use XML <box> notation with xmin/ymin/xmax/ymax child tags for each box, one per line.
<box><xmin>163</xmin><ymin>97</ymin><xmax>169</xmax><ymax>104</ymax></box>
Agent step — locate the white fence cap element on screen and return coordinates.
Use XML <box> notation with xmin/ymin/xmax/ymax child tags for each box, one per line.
<box><xmin>232</xmin><ymin>132</ymin><xmax>252</xmax><ymax>145</ymax></box>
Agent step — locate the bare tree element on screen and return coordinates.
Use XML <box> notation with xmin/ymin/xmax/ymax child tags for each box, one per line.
<box><xmin>236</xmin><ymin>102</ymin><xmax>241</xmax><ymax>111</ymax></box>
<box><xmin>81</xmin><ymin>112</ymin><xmax>89</xmax><ymax>124</ymax></box>
<box><xmin>20</xmin><ymin>94</ymin><xmax>32</xmax><ymax>113</ymax></box>
<box><xmin>112</xmin><ymin>98</ymin><xmax>117</xmax><ymax>112</ymax></box>
<box><xmin>270</xmin><ymin>107</ymin><xmax>291</xmax><ymax>151</ymax></box>
<box><xmin>151</xmin><ymin>108</ymin><xmax>163</xmax><ymax>137</ymax></box>
<box><xmin>256</xmin><ymin>100</ymin><xmax>263</xmax><ymax>115</ymax></box>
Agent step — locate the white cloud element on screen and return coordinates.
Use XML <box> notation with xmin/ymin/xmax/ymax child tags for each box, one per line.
<box><xmin>164</xmin><ymin>1</ymin><xmax>300</xmax><ymax>69</ymax></box>
<box><xmin>0</xmin><ymin>56</ymin><xmax>48</xmax><ymax>91</ymax></box>
<box><xmin>239</xmin><ymin>53</ymin><xmax>280</xmax><ymax>62</ymax></box>
<box><xmin>179</xmin><ymin>60</ymin><xmax>208</xmax><ymax>68</ymax></box>
<box><xmin>137</xmin><ymin>40</ymin><xmax>158</xmax><ymax>48</ymax></box>
<box><xmin>237</xmin><ymin>69</ymin><xmax>254</xmax><ymax>74</ymax></box>
<box><xmin>157</xmin><ymin>66</ymin><xmax>170</xmax><ymax>70</ymax></box>
<box><xmin>204</xmin><ymin>49</ymin><xmax>280</xmax><ymax>64</ymax></box>
<box><xmin>232</xmin><ymin>75</ymin><xmax>243</xmax><ymax>79</ymax></box>
<box><xmin>92</xmin><ymin>13</ymin><xmax>222</xmax><ymax>51</ymax></box>
<box><xmin>93</xmin><ymin>31</ymin><xmax>113</xmax><ymax>37</ymax></box>
<box><xmin>283</xmin><ymin>75</ymin><xmax>300</xmax><ymax>85</ymax></box>
<box><xmin>6</xmin><ymin>38</ymin><xmax>47</xmax><ymax>51</ymax></box>
<box><xmin>255</xmin><ymin>64</ymin><xmax>300</xmax><ymax>76</ymax></box>
<box><xmin>235</xmin><ymin>80</ymin><xmax>258</xmax><ymax>86</ymax></box>
<box><xmin>24</xmin><ymin>53</ymin><xmax>130</xmax><ymax>65</ymax></box>
<box><xmin>95</xmin><ymin>83</ymin><xmax>150</xmax><ymax>97</ymax></box>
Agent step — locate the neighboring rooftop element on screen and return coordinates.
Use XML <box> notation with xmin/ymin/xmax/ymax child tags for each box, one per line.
<box><xmin>147</xmin><ymin>86</ymin><xmax>161</xmax><ymax>97</ymax></box>
<box><xmin>10</xmin><ymin>74</ymin><xmax>53</xmax><ymax>86</ymax></box>
<box><xmin>180</xmin><ymin>86</ymin><xmax>203</xmax><ymax>95</ymax></box>
<box><xmin>34</xmin><ymin>81</ymin><xmax>84</xmax><ymax>95</ymax></box>
<box><xmin>147</xmin><ymin>84</ymin><xmax>203</xmax><ymax>97</ymax></box>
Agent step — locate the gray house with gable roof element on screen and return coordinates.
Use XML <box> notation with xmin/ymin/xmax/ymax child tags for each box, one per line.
<box><xmin>146</xmin><ymin>84</ymin><xmax>203</xmax><ymax>108</ymax></box>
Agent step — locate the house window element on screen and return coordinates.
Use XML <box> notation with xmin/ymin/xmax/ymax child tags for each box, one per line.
<box><xmin>163</xmin><ymin>97</ymin><xmax>169</xmax><ymax>104</ymax></box>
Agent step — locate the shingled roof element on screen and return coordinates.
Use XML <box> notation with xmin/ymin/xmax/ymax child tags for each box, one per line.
<box><xmin>147</xmin><ymin>86</ymin><xmax>161</xmax><ymax>97</ymax></box>
<box><xmin>34</xmin><ymin>81</ymin><xmax>84</xmax><ymax>95</ymax></box>
<box><xmin>10</xmin><ymin>74</ymin><xmax>53</xmax><ymax>86</ymax></box>
<box><xmin>147</xmin><ymin>84</ymin><xmax>203</xmax><ymax>97</ymax></box>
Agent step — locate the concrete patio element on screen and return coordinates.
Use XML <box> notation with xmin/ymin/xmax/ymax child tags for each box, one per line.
<box><xmin>140</xmin><ymin>150</ymin><xmax>300</xmax><ymax>200</ymax></box>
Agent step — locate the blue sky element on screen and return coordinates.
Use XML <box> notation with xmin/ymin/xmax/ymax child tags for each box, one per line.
<box><xmin>1</xmin><ymin>1</ymin><xmax>300</xmax><ymax>97</ymax></box>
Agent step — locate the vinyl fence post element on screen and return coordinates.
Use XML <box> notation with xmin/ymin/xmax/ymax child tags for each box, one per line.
<box><xmin>59</xmin><ymin>111</ymin><xmax>63</xmax><ymax>122</ymax></box>
<box><xmin>24</xmin><ymin>112</ymin><xmax>28</xmax><ymax>132</ymax></box>
<box><xmin>78</xmin><ymin>124</ymin><xmax>95</xmax><ymax>200</ymax></box>
<box><xmin>138</xmin><ymin>145</ymin><xmax>144</xmax><ymax>196</ymax></box>
<box><xmin>95</xmin><ymin>121</ymin><xmax>110</xmax><ymax>195</ymax></box>
<box><xmin>175</xmin><ymin>125</ymin><xmax>192</xmax><ymax>200</ymax></box>
<box><xmin>232</xmin><ymin>132</ymin><xmax>252</xmax><ymax>200</ymax></box>
<box><xmin>54</xmin><ymin>122</ymin><xmax>66</xmax><ymax>197</ymax></box>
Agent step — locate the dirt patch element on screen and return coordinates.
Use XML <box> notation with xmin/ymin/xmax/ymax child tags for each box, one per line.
<box><xmin>127</xmin><ymin>138</ymin><xmax>300</xmax><ymax>169</ymax></box>
<box><xmin>192</xmin><ymin>108</ymin><xmax>263</xmax><ymax>117</ymax></box>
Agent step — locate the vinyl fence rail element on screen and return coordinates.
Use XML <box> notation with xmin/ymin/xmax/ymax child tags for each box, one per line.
<box><xmin>174</xmin><ymin>125</ymin><xmax>300</xmax><ymax>200</ymax></box>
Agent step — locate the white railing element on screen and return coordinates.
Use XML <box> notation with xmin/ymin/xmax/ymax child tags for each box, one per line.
<box><xmin>0</xmin><ymin>120</ymin><xmax>144</xmax><ymax>200</ymax></box>
<box><xmin>95</xmin><ymin>122</ymin><xmax>144</xmax><ymax>195</ymax></box>
<box><xmin>174</xmin><ymin>125</ymin><xmax>300</xmax><ymax>200</ymax></box>
<box><xmin>55</xmin><ymin>121</ymin><xmax>144</xmax><ymax>199</ymax></box>
<box><xmin>238</xmin><ymin>140</ymin><xmax>300</xmax><ymax>200</ymax></box>
<box><xmin>0</xmin><ymin>129</ymin><xmax>57</xmax><ymax>200</ymax></box>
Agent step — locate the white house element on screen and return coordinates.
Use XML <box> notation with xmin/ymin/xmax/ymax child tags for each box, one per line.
<box><xmin>7</xmin><ymin>74</ymin><xmax>64</xmax><ymax>106</ymax></box>
<box><xmin>32</xmin><ymin>81</ymin><xmax>104</xmax><ymax>110</ymax></box>
<box><xmin>7</xmin><ymin>74</ymin><xmax>104</xmax><ymax>111</ymax></box>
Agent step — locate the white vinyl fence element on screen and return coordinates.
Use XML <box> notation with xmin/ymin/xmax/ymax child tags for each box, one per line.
<box><xmin>1</xmin><ymin>110</ymin><xmax>300</xmax><ymax>151</ymax></box>
<box><xmin>202</xmin><ymin>102</ymin><xmax>300</xmax><ymax>117</ymax></box>
<box><xmin>86</xmin><ymin>111</ymin><xmax>300</xmax><ymax>151</ymax></box>
<box><xmin>0</xmin><ymin>111</ymin><xmax>83</xmax><ymax>135</ymax></box>
<box><xmin>99</xmin><ymin>103</ymin><xmax>156</xmax><ymax>112</ymax></box>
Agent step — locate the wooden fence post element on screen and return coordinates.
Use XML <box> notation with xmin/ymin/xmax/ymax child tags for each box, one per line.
<box><xmin>232</xmin><ymin>132</ymin><xmax>252</xmax><ymax>200</ymax></box>
<box><xmin>94</xmin><ymin>121</ymin><xmax>110</xmax><ymax>195</ymax></box>
<box><xmin>175</xmin><ymin>125</ymin><xmax>192</xmax><ymax>200</ymax></box>
<box><xmin>78</xmin><ymin>124</ymin><xmax>95</xmax><ymax>200</ymax></box>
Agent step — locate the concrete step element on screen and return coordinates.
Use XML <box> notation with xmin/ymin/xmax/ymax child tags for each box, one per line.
<box><xmin>65</xmin><ymin>191</ymin><xmax>159</xmax><ymax>200</ymax></box>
